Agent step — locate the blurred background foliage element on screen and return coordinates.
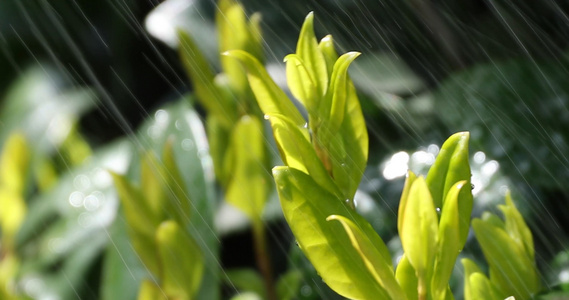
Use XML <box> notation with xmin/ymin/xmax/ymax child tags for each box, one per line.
<box><xmin>2</xmin><ymin>0</ymin><xmax>569</xmax><ymax>299</ymax></box>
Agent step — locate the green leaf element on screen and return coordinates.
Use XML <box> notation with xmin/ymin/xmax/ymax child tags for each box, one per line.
<box><xmin>225</xmin><ymin>116</ymin><xmax>270</xmax><ymax>220</ymax></box>
<box><xmin>320</xmin><ymin>52</ymin><xmax>360</xmax><ymax>135</ymax></box>
<box><xmin>327</xmin><ymin>215</ymin><xmax>405</xmax><ymax>300</ymax></box>
<box><xmin>318</xmin><ymin>62</ymin><xmax>368</xmax><ymax>201</ymax></box>
<box><xmin>0</xmin><ymin>133</ymin><xmax>29</xmax><ymax>194</ymax></box>
<box><xmin>397</xmin><ymin>171</ymin><xmax>417</xmax><ymax>234</ymax></box>
<box><xmin>469</xmin><ymin>273</ymin><xmax>501</xmax><ymax>300</ymax></box>
<box><xmin>472</xmin><ymin>218</ymin><xmax>540</xmax><ymax>299</ymax></box>
<box><xmin>111</xmin><ymin>172</ymin><xmax>161</xmax><ymax>276</ymax></box>
<box><xmin>216</xmin><ymin>0</ymin><xmax>261</xmax><ymax>106</ymax></box>
<box><xmin>296</xmin><ymin>12</ymin><xmax>328</xmax><ymax>98</ymax></box>
<box><xmin>399</xmin><ymin>176</ymin><xmax>438</xmax><ymax>283</ymax></box>
<box><xmin>426</xmin><ymin>131</ymin><xmax>472</xmax><ymax>246</ymax></box>
<box><xmin>162</xmin><ymin>139</ymin><xmax>192</xmax><ymax>226</ymax></box>
<box><xmin>178</xmin><ymin>30</ymin><xmax>235</xmax><ymax>127</ymax></box>
<box><xmin>461</xmin><ymin>258</ymin><xmax>482</xmax><ymax>300</ymax></box>
<box><xmin>498</xmin><ymin>191</ymin><xmax>534</xmax><ymax>261</ymax></box>
<box><xmin>222</xmin><ymin>50</ymin><xmax>306</xmax><ymax>128</ymax></box>
<box><xmin>276</xmin><ymin>270</ymin><xmax>302</xmax><ymax>300</ymax></box>
<box><xmin>273</xmin><ymin>166</ymin><xmax>389</xmax><ymax>299</ymax></box>
<box><xmin>431</xmin><ymin>180</ymin><xmax>468</xmax><ymax>300</ymax></box>
<box><xmin>140</xmin><ymin>152</ymin><xmax>168</xmax><ymax>216</ymax></box>
<box><xmin>317</xmin><ymin>35</ymin><xmax>338</xmax><ymax>78</ymax></box>
<box><xmin>207</xmin><ymin>115</ymin><xmax>232</xmax><ymax>186</ymax></box>
<box><xmin>156</xmin><ymin>220</ymin><xmax>204</xmax><ymax>300</ymax></box>
<box><xmin>395</xmin><ymin>255</ymin><xmax>418</xmax><ymax>300</ymax></box>
<box><xmin>137</xmin><ymin>280</ymin><xmax>166</xmax><ymax>300</ymax></box>
<box><xmin>224</xmin><ymin>268</ymin><xmax>266</xmax><ymax>298</ymax></box>
<box><xmin>265</xmin><ymin>114</ymin><xmax>339</xmax><ymax>197</ymax></box>
<box><xmin>284</xmin><ymin>54</ymin><xmax>317</xmax><ymax>113</ymax></box>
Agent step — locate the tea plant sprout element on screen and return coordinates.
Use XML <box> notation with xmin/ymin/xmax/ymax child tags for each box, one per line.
<box><xmin>227</xmin><ymin>12</ymin><xmax>540</xmax><ymax>300</ymax></box>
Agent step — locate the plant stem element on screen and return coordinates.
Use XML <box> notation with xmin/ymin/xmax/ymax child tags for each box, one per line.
<box><xmin>252</xmin><ymin>220</ymin><xmax>278</xmax><ymax>300</ymax></box>
<box><xmin>418</xmin><ymin>275</ymin><xmax>427</xmax><ymax>300</ymax></box>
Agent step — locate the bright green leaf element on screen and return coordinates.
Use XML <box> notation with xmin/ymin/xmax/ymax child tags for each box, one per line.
<box><xmin>266</xmin><ymin>114</ymin><xmax>339</xmax><ymax>197</ymax></box>
<box><xmin>327</xmin><ymin>214</ymin><xmax>405</xmax><ymax>300</ymax></box>
<box><xmin>319</xmin><ymin>78</ymin><xmax>368</xmax><ymax>201</ymax></box>
<box><xmin>320</xmin><ymin>52</ymin><xmax>360</xmax><ymax>135</ymax></box>
<box><xmin>399</xmin><ymin>176</ymin><xmax>438</xmax><ymax>285</ymax></box>
<box><xmin>284</xmin><ymin>54</ymin><xmax>317</xmax><ymax>113</ymax></box>
<box><xmin>395</xmin><ymin>255</ymin><xmax>418</xmax><ymax>300</ymax></box>
<box><xmin>223</xmin><ymin>50</ymin><xmax>305</xmax><ymax>128</ymax></box>
<box><xmin>431</xmin><ymin>180</ymin><xmax>468</xmax><ymax>300</ymax></box>
<box><xmin>469</xmin><ymin>273</ymin><xmax>501</xmax><ymax>300</ymax></box>
<box><xmin>426</xmin><ymin>131</ymin><xmax>472</xmax><ymax>246</ymax></box>
<box><xmin>317</xmin><ymin>35</ymin><xmax>338</xmax><ymax>78</ymax></box>
<box><xmin>296</xmin><ymin>12</ymin><xmax>328</xmax><ymax>98</ymax></box>
<box><xmin>156</xmin><ymin>220</ymin><xmax>204</xmax><ymax>300</ymax></box>
<box><xmin>462</xmin><ymin>258</ymin><xmax>482</xmax><ymax>300</ymax></box>
<box><xmin>398</xmin><ymin>171</ymin><xmax>417</xmax><ymax>234</ymax></box>
<box><xmin>273</xmin><ymin>166</ymin><xmax>389</xmax><ymax>299</ymax></box>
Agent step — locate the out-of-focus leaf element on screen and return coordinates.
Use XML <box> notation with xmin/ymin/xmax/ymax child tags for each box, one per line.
<box><xmin>431</xmin><ymin>181</ymin><xmax>468</xmax><ymax>300</ymax></box>
<box><xmin>0</xmin><ymin>65</ymin><xmax>96</xmax><ymax>154</ymax></box>
<box><xmin>273</xmin><ymin>166</ymin><xmax>389</xmax><ymax>299</ymax></box>
<box><xmin>58</xmin><ymin>121</ymin><xmax>92</xmax><ymax>166</ymax></box>
<box><xmin>395</xmin><ymin>255</ymin><xmax>418</xmax><ymax>300</ymax></box>
<box><xmin>469</xmin><ymin>273</ymin><xmax>501</xmax><ymax>300</ymax></box>
<box><xmin>137</xmin><ymin>280</ymin><xmax>166</xmax><ymax>300</ymax></box>
<box><xmin>145</xmin><ymin>0</ymin><xmax>218</xmax><ymax>63</ymax></box>
<box><xmin>34</xmin><ymin>155</ymin><xmax>58</xmax><ymax>192</ymax></box>
<box><xmin>178</xmin><ymin>30</ymin><xmax>235</xmax><ymax>128</ymax></box>
<box><xmin>0</xmin><ymin>133</ymin><xmax>29</xmax><ymax>194</ymax></box>
<box><xmin>162</xmin><ymin>139</ymin><xmax>192</xmax><ymax>227</ymax></box>
<box><xmin>276</xmin><ymin>270</ymin><xmax>302</xmax><ymax>300</ymax></box>
<box><xmin>499</xmin><ymin>191</ymin><xmax>534</xmax><ymax>261</ymax></box>
<box><xmin>326</xmin><ymin>215</ymin><xmax>405</xmax><ymax>299</ymax></box>
<box><xmin>426</xmin><ymin>131</ymin><xmax>472</xmax><ymax>247</ymax></box>
<box><xmin>101</xmin><ymin>215</ymin><xmax>151</xmax><ymax>300</ymax></box>
<box><xmin>217</xmin><ymin>0</ymin><xmax>262</xmax><ymax>103</ymax></box>
<box><xmin>350</xmin><ymin>51</ymin><xmax>425</xmax><ymax>96</ymax></box>
<box><xmin>16</xmin><ymin>140</ymin><xmax>131</xmax><ymax>299</ymax></box>
<box><xmin>156</xmin><ymin>220</ymin><xmax>204</xmax><ymax>300</ymax></box>
<box><xmin>399</xmin><ymin>176</ymin><xmax>438</xmax><ymax>282</ymax></box>
<box><xmin>472</xmin><ymin>218</ymin><xmax>540</xmax><ymax>299</ymax></box>
<box><xmin>0</xmin><ymin>253</ymin><xmax>19</xmax><ymax>298</ymax></box>
<box><xmin>111</xmin><ymin>172</ymin><xmax>161</xmax><ymax>276</ymax></box>
<box><xmin>296</xmin><ymin>12</ymin><xmax>328</xmax><ymax>98</ymax></box>
<box><xmin>134</xmin><ymin>100</ymin><xmax>218</xmax><ymax>300</ymax></box>
<box><xmin>225</xmin><ymin>116</ymin><xmax>269</xmax><ymax>220</ymax></box>
<box><xmin>207</xmin><ymin>116</ymin><xmax>231</xmax><ymax>186</ymax></box>
<box><xmin>224</xmin><ymin>268</ymin><xmax>266</xmax><ymax>298</ymax></box>
<box><xmin>461</xmin><ymin>258</ymin><xmax>482</xmax><ymax>300</ymax></box>
<box><xmin>230</xmin><ymin>292</ymin><xmax>263</xmax><ymax>300</ymax></box>
<box><xmin>223</xmin><ymin>50</ymin><xmax>306</xmax><ymax>128</ymax></box>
